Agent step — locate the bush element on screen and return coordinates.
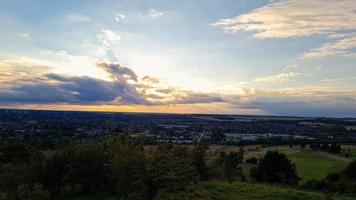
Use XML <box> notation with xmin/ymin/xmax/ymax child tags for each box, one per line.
<box><xmin>0</xmin><ymin>144</ymin><xmax>46</xmax><ymax>199</ymax></box>
<box><xmin>251</xmin><ymin>151</ymin><xmax>299</xmax><ymax>185</ymax></box>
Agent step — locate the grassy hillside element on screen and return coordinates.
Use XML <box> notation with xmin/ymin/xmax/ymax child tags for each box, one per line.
<box><xmin>239</xmin><ymin>145</ymin><xmax>352</xmax><ymax>183</ymax></box>
<box><xmin>288</xmin><ymin>148</ymin><xmax>350</xmax><ymax>183</ymax></box>
<box><xmin>154</xmin><ymin>181</ymin><xmax>355</xmax><ymax>200</ymax></box>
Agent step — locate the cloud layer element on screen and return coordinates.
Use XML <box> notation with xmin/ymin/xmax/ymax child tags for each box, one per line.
<box><xmin>255</xmin><ymin>72</ymin><xmax>301</xmax><ymax>82</ymax></box>
<box><xmin>213</xmin><ymin>0</ymin><xmax>356</xmax><ymax>39</ymax></box>
<box><xmin>1</xmin><ymin>59</ymin><xmax>355</xmax><ymax>117</ymax></box>
<box><xmin>0</xmin><ymin>60</ymin><xmax>224</xmax><ymax>106</ymax></box>
<box><xmin>302</xmin><ymin>35</ymin><xmax>356</xmax><ymax>59</ymax></box>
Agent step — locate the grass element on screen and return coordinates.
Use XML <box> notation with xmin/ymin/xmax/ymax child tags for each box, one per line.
<box><xmin>342</xmin><ymin>145</ymin><xmax>356</xmax><ymax>160</ymax></box>
<box><xmin>154</xmin><ymin>181</ymin><xmax>355</xmax><ymax>200</ymax></box>
<box><xmin>288</xmin><ymin>148</ymin><xmax>350</xmax><ymax>183</ymax></box>
<box><xmin>241</xmin><ymin>145</ymin><xmax>352</xmax><ymax>184</ymax></box>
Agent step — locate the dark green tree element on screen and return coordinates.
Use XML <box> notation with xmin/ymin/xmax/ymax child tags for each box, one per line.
<box><xmin>192</xmin><ymin>143</ymin><xmax>209</xmax><ymax>181</ymax></box>
<box><xmin>251</xmin><ymin>151</ymin><xmax>299</xmax><ymax>185</ymax></box>
<box><xmin>223</xmin><ymin>148</ymin><xmax>244</xmax><ymax>183</ymax></box>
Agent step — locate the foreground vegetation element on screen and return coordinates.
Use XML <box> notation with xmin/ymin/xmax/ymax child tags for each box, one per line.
<box><xmin>1</xmin><ymin>135</ymin><xmax>356</xmax><ymax>200</ymax></box>
<box><xmin>155</xmin><ymin>182</ymin><xmax>355</xmax><ymax>200</ymax></box>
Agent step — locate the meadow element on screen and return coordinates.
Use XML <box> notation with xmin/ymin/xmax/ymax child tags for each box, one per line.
<box><xmin>210</xmin><ymin>145</ymin><xmax>354</xmax><ymax>184</ymax></box>
<box><xmin>263</xmin><ymin>146</ymin><xmax>351</xmax><ymax>183</ymax></box>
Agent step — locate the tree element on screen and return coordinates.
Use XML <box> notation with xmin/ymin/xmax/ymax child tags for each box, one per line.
<box><xmin>149</xmin><ymin>145</ymin><xmax>197</xmax><ymax>192</ymax></box>
<box><xmin>192</xmin><ymin>143</ymin><xmax>209</xmax><ymax>181</ymax></box>
<box><xmin>223</xmin><ymin>148</ymin><xmax>244</xmax><ymax>183</ymax></box>
<box><xmin>110</xmin><ymin>134</ymin><xmax>150</xmax><ymax>200</ymax></box>
<box><xmin>0</xmin><ymin>144</ymin><xmax>47</xmax><ymax>199</ymax></box>
<box><xmin>43</xmin><ymin>141</ymin><xmax>111</xmax><ymax>196</ymax></box>
<box><xmin>251</xmin><ymin>151</ymin><xmax>299</xmax><ymax>185</ymax></box>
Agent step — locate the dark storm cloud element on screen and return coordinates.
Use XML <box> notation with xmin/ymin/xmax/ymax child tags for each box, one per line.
<box><xmin>0</xmin><ymin>73</ymin><xmax>147</xmax><ymax>105</ymax></box>
<box><xmin>97</xmin><ymin>63</ymin><xmax>138</xmax><ymax>82</ymax></box>
<box><xmin>0</xmin><ymin>61</ymin><xmax>225</xmax><ymax>106</ymax></box>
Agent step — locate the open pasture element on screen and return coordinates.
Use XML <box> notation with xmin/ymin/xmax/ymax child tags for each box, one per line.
<box><xmin>210</xmin><ymin>144</ymin><xmax>355</xmax><ymax>183</ymax></box>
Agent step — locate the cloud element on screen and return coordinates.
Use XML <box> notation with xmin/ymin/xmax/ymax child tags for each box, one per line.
<box><xmin>96</xmin><ymin>29</ymin><xmax>121</xmax><ymax>47</ymax></box>
<box><xmin>115</xmin><ymin>13</ymin><xmax>126</xmax><ymax>22</ymax></box>
<box><xmin>142</xmin><ymin>76</ymin><xmax>159</xmax><ymax>84</ymax></box>
<box><xmin>254</xmin><ymin>72</ymin><xmax>301</xmax><ymax>82</ymax></box>
<box><xmin>244</xmin><ymin>94</ymin><xmax>356</xmax><ymax>117</ymax></box>
<box><xmin>94</xmin><ymin>29</ymin><xmax>121</xmax><ymax>62</ymax></box>
<box><xmin>0</xmin><ymin>60</ymin><xmax>224</xmax><ymax>106</ymax></box>
<box><xmin>229</xmin><ymin>85</ymin><xmax>356</xmax><ymax>117</ymax></box>
<box><xmin>283</xmin><ymin>64</ymin><xmax>297</xmax><ymax>72</ymax></box>
<box><xmin>1</xmin><ymin>59</ymin><xmax>355</xmax><ymax>117</ymax></box>
<box><xmin>302</xmin><ymin>35</ymin><xmax>356</xmax><ymax>59</ymax></box>
<box><xmin>213</xmin><ymin>0</ymin><xmax>356</xmax><ymax>39</ymax></box>
<box><xmin>241</xmin><ymin>97</ymin><xmax>356</xmax><ymax>117</ymax></box>
<box><xmin>0</xmin><ymin>59</ymin><xmax>53</xmax><ymax>77</ymax></box>
<box><xmin>97</xmin><ymin>63</ymin><xmax>138</xmax><ymax>82</ymax></box>
<box><xmin>148</xmin><ymin>9</ymin><xmax>163</xmax><ymax>19</ymax></box>
<box><xmin>0</xmin><ymin>64</ymin><xmax>146</xmax><ymax>105</ymax></box>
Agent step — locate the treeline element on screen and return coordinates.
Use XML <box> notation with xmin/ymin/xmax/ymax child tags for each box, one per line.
<box><xmin>309</xmin><ymin>143</ymin><xmax>342</xmax><ymax>154</ymax></box>
<box><xmin>0</xmin><ymin>134</ymin><xmax>245</xmax><ymax>200</ymax></box>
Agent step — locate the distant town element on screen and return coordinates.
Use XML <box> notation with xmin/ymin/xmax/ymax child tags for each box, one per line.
<box><xmin>1</xmin><ymin>109</ymin><xmax>355</xmax><ymax>147</ymax></box>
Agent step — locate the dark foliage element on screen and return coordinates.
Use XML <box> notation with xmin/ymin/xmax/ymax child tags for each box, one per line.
<box><xmin>251</xmin><ymin>151</ymin><xmax>299</xmax><ymax>185</ymax></box>
<box><xmin>302</xmin><ymin>161</ymin><xmax>356</xmax><ymax>194</ymax></box>
<box><xmin>0</xmin><ymin>136</ymin><xmax>203</xmax><ymax>199</ymax></box>
<box><xmin>310</xmin><ymin>143</ymin><xmax>342</xmax><ymax>154</ymax></box>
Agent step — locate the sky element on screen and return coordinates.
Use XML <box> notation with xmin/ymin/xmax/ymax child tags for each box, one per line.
<box><xmin>0</xmin><ymin>0</ymin><xmax>356</xmax><ymax>117</ymax></box>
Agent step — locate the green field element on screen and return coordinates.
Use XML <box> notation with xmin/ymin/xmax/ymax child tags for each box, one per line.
<box><xmin>242</xmin><ymin>145</ymin><xmax>352</xmax><ymax>184</ymax></box>
<box><xmin>155</xmin><ymin>182</ymin><xmax>355</xmax><ymax>200</ymax></box>
<box><xmin>73</xmin><ymin>181</ymin><xmax>355</xmax><ymax>200</ymax></box>
<box><xmin>289</xmin><ymin>148</ymin><xmax>350</xmax><ymax>183</ymax></box>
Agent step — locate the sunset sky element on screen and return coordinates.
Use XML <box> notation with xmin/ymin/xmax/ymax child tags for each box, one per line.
<box><xmin>0</xmin><ymin>0</ymin><xmax>356</xmax><ymax>117</ymax></box>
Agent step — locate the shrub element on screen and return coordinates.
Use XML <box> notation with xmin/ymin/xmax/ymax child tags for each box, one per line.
<box><xmin>251</xmin><ymin>151</ymin><xmax>299</xmax><ymax>185</ymax></box>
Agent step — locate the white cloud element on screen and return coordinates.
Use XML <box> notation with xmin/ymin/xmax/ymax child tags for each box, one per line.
<box><xmin>115</xmin><ymin>13</ymin><xmax>126</xmax><ymax>22</ymax></box>
<box><xmin>302</xmin><ymin>35</ymin><xmax>356</xmax><ymax>59</ymax></box>
<box><xmin>148</xmin><ymin>9</ymin><xmax>163</xmax><ymax>19</ymax></box>
<box><xmin>213</xmin><ymin>0</ymin><xmax>356</xmax><ymax>39</ymax></box>
<box><xmin>254</xmin><ymin>72</ymin><xmax>301</xmax><ymax>82</ymax></box>
<box><xmin>96</xmin><ymin>29</ymin><xmax>121</xmax><ymax>47</ymax></box>
<box><xmin>283</xmin><ymin>64</ymin><xmax>297</xmax><ymax>72</ymax></box>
